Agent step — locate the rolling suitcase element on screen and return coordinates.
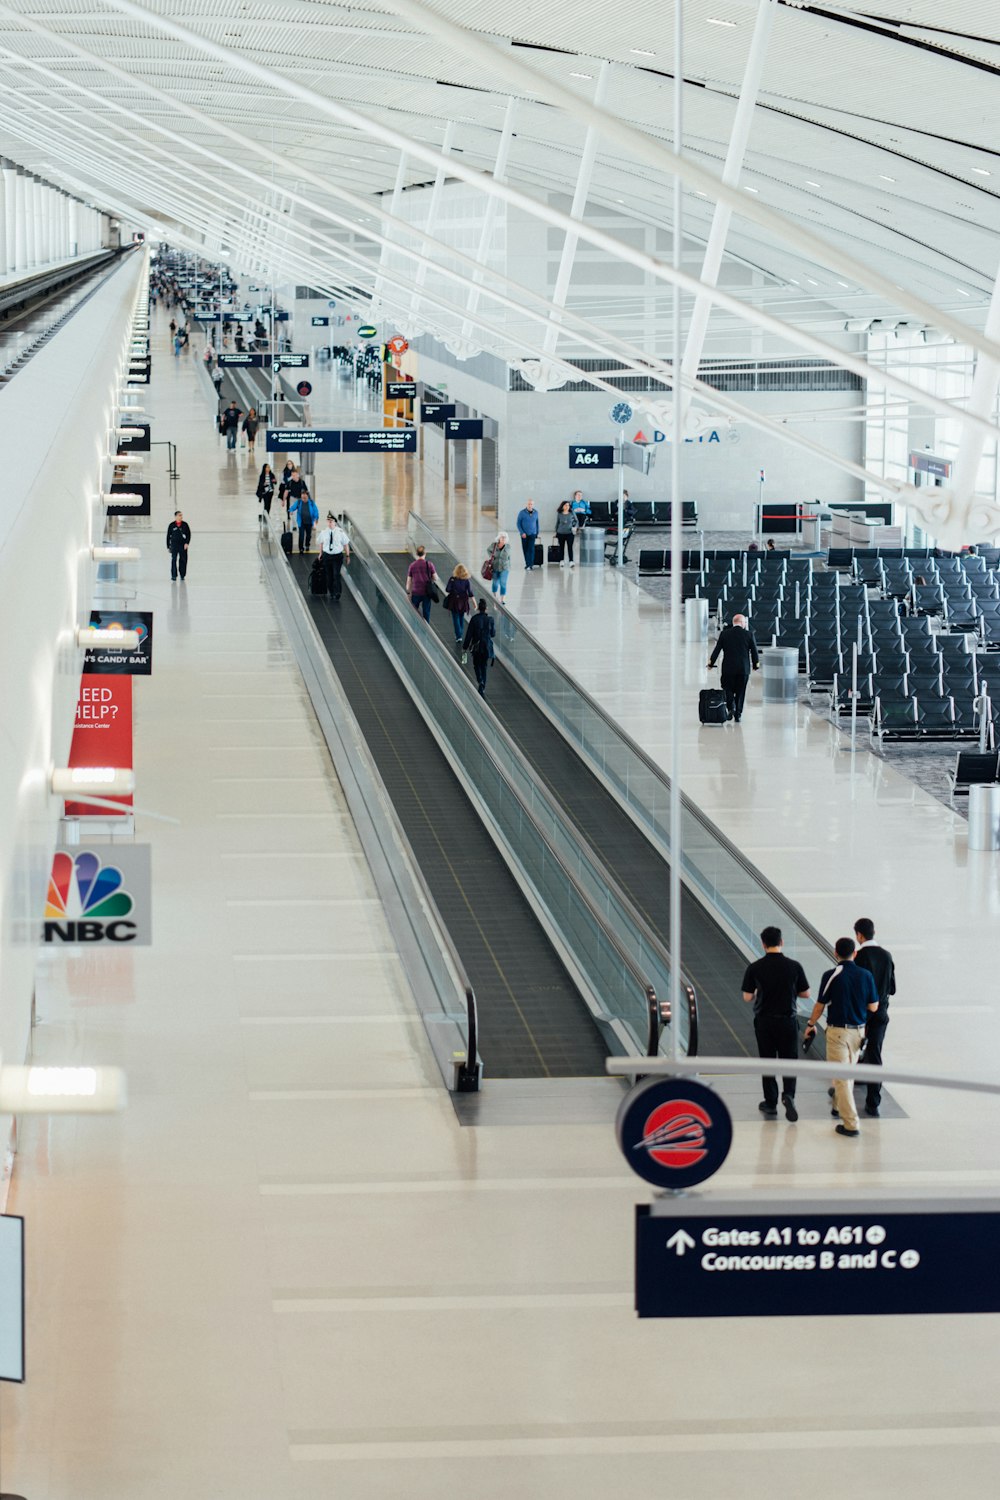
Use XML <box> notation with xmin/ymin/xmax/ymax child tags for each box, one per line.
<box><xmin>309</xmin><ymin>559</ymin><xmax>328</xmax><ymax>596</ymax></box>
<box><xmin>280</xmin><ymin>523</ymin><xmax>293</xmax><ymax>557</ymax></box>
<box><xmin>699</xmin><ymin>688</ymin><xmax>730</xmax><ymax>725</ymax></box>
<box><xmin>533</xmin><ymin>541</ymin><xmax>544</xmax><ymax>568</ymax></box>
<box><xmin>547</xmin><ymin>543</ymin><xmax>561</xmax><ymax>564</ymax></box>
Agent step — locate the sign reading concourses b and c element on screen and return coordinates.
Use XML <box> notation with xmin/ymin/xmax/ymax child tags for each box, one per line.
<box><xmin>616</xmin><ymin>1077</ymin><xmax>733</xmax><ymax>1190</ymax></box>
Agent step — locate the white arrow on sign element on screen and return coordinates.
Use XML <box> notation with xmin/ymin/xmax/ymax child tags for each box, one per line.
<box><xmin>666</xmin><ymin>1230</ymin><xmax>696</xmax><ymax>1257</ymax></box>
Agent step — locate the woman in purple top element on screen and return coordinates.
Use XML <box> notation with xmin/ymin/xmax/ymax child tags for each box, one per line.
<box><xmin>406</xmin><ymin>544</ymin><xmax>438</xmax><ymax>622</ymax></box>
<box><xmin>443</xmin><ymin>563</ymin><xmax>475</xmax><ymax>648</ymax></box>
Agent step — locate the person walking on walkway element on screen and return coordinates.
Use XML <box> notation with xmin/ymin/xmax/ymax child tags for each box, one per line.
<box><xmin>742</xmin><ymin>926</ymin><xmax>811</xmax><ymax>1123</ymax></box>
<box><xmin>406</xmin><ymin>545</ymin><xmax>438</xmax><ymax>622</ymax></box>
<box><xmin>490</xmin><ymin>532</ymin><xmax>512</xmax><ymax>605</ymax></box>
<box><xmin>804</xmin><ymin>938</ymin><xmax>879</xmax><ymax>1137</ymax></box>
<box><xmin>444</xmin><ymin>563</ymin><xmax>475</xmax><ymax>650</ymax></box>
<box><xmin>221</xmin><ymin>400</ymin><xmax>242</xmax><ymax>450</ymax></box>
<box><xmin>166</xmin><ymin>510</ymin><xmax>191</xmax><ymax>581</ymax></box>
<box><xmin>707</xmin><ymin>612</ymin><xmax>759</xmax><ymax>723</ymax></box>
<box><xmin>242</xmin><ymin>406</ymin><xmax>259</xmax><ymax>455</ymax></box>
<box><xmin>463</xmin><ymin>597</ymin><xmax>495</xmax><ymax>696</ymax></box>
<box><xmin>853</xmin><ymin>917</ymin><xmax>896</xmax><ymax>1118</ymax></box>
<box><xmin>555</xmin><ymin>501</ymin><xmax>578</xmax><ymax>567</ymax></box>
<box><xmin>291</xmin><ymin>489</ymin><xmax>317</xmax><ymax>553</ymax></box>
<box><xmin>516</xmin><ymin>498</ymin><xmax>540</xmax><ymax>570</ymax></box>
<box><xmin>317</xmin><ymin>513</ymin><xmax>351</xmax><ymax>600</ymax></box>
<box><xmin>256</xmin><ymin>463</ymin><xmax>276</xmax><ymax>519</ymax></box>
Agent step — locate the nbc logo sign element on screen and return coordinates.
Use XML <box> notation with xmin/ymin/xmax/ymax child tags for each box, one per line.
<box><xmin>44</xmin><ymin>851</ymin><xmax>138</xmax><ymax>943</ymax></box>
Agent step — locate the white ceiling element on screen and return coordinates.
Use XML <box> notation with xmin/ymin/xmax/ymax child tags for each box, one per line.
<box><xmin>1</xmin><ymin>0</ymin><xmax>999</xmax><ymax>365</ymax></box>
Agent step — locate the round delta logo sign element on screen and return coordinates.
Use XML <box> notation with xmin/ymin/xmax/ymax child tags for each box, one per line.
<box><xmin>616</xmin><ymin>1077</ymin><xmax>732</xmax><ymax>1190</ymax></box>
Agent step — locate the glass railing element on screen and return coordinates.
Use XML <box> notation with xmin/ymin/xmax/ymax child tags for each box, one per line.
<box><xmin>346</xmin><ymin>518</ymin><xmax>694</xmax><ymax>1056</ymax></box>
<box><xmin>408</xmin><ymin>513</ymin><xmax>832</xmax><ymax>990</ymax></box>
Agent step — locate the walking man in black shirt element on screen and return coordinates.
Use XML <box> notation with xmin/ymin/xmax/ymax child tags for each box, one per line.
<box><xmin>853</xmin><ymin>917</ymin><xmax>896</xmax><ymax>1118</ymax></box>
<box><xmin>742</xmin><ymin>926</ymin><xmax>811</xmax><ymax>1122</ymax></box>
<box><xmin>708</xmin><ymin>612</ymin><xmax>759</xmax><ymax>723</ymax></box>
<box><xmin>166</xmin><ymin>510</ymin><xmax>191</xmax><ymax>580</ymax></box>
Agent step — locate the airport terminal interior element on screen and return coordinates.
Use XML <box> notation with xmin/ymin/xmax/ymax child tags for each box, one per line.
<box><xmin>2</xmin><ymin>1</ymin><xmax>1000</xmax><ymax>1496</ymax></box>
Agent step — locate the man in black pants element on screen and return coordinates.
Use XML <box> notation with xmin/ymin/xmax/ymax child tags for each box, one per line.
<box><xmin>853</xmin><ymin>916</ymin><xmax>896</xmax><ymax>1118</ymax></box>
<box><xmin>742</xmin><ymin>926</ymin><xmax>811</xmax><ymax>1122</ymax></box>
<box><xmin>316</xmin><ymin>513</ymin><xmax>350</xmax><ymax>600</ymax></box>
<box><xmin>166</xmin><ymin>510</ymin><xmax>191</xmax><ymax>580</ymax></box>
<box><xmin>708</xmin><ymin>612</ymin><xmax>759</xmax><ymax>722</ymax></box>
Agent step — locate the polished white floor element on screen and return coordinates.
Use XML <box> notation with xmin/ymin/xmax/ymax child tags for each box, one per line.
<box><xmin>2</xmin><ymin>336</ymin><xmax>999</xmax><ymax>1498</ymax></box>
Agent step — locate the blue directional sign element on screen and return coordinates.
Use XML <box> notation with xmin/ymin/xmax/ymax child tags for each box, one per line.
<box><xmin>445</xmin><ymin>419</ymin><xmax>483</xmax><ymax>440</ymax></box>
<box><xmin>386</xmin><ymin>381</ymin><xmax>416</xmax><ymax>400</ymax></box>
<box><xmin>342</xmin><ymin>429</ymin><xmax>416</xmax><ymax>454</ymax></box>
<box><xmin>421</xmin><ymin>402</ymin><xmax>456</xmax><ymax>424</ymax></box>
<box><xmin>635</xmin><ymin>1200</ymin><xmax>1000</xmax><ymax>1319</ymax></box>
<box><xmin>265</xmin><ymin>429</ymin><xmax>341</xmax><ymax>452</ymax></box>
<box><xmin>219</xmin><ymin>353</ymin><xmax>266</xmax><ymax>367</ymax></box>
<box><xmin>569</xmin><ymin>444</ymin><xmax>614</xmax><ymax>470</ymax></box>
<box><xmin>311</xmin><ymin>316</ymin><xmax>330</xmax><ymax>327</ymax></box>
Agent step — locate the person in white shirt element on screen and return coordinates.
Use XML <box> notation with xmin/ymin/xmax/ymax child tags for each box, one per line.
<box><xmin>317</xmin><ymin>513</ymin><xmax>351</xmax><ymax>600</ymax></box>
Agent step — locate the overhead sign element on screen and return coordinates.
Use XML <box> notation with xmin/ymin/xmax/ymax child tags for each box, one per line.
<box><xmin>634</xmin><ymin>1198</ymin><xmax>1000</xmax><ymax>1319</ymax></box>
<box><xmin>356</xmin><ymin>324</ymin><xmax>378</xmax><ymax>339</ymax></box>
<box><xmin>386</xmin><ymin>381</ymin><xmax>415</xmax><ymax>400</ymax></box>
<box><xmin>910</xmin><ymin>451</ymin><xmax>951</xmax><ymax>479</ymax></box>
<box><xmin>296</xmin><ymin>381</ymin><xmax>313</xmax><ymax>398</ymax></box>
<box><xmin>84</xmin><ymin>610</ymin><xmax>154</xmax><ymax>676</ymax></box>
<box><xmin>311</xmin><ymin>316</ymin><xmax>330</xmax><ymax>327</ymax></box>
<box><xmin>265</xmin><ymin>428</ymin><xmax>341</xmax><ymax>452</ymax></box>
<box><xmin>65</xmin><ymin>676</ymin><xmax>133</xmax><ymax>816</ymax></box>
<box><xmin>569</xmin><ymin>444</ymin><xmax>614</xmax><ymax>470</ymax></box>
<box><xmin>44</xmin><ymin>845</ymin><xmax>152</xmax><ymax>945</ymax></box>
<box><xmin>106</xmin><ymin>480</ymin><xmax>151</xmax><ymax>519</ymax></box>
<box><xmin>387</xmin><ymin>334</ymin><xmax>409</xmax><ymax>355</ymax></box>
<box><xmin>0</xmin><ymin>1216</ymin><xmax>24</xmax><ymax>1383</ymax></box>
<box><xmin>219</xmin><ymin>353</ymin><xmax>266</xmax><ymax>367</ymax></box>
<box><xmin>342</xmin><ymin>428</ymin><xmax>417</xmax><ymax>453</ymax></box>
<box><xmin>617</xmin><ymin>1078</ymin><xmax>732</xmax><ymax>1191</ymax></box>
<box><xmin>116</xmin><ymin>422</ymin><xmax>151</xmax><ymax>454</ymax></box>
<box><xmin>445</xmin><ymin>419</ymin><xmax>484</xmax><ymax>440</ymax></box>
<box><xmin>273</xmin><ymin>352</ymin><xmax>309</xmax><ymax>369</ymax></box>
<box><xmin>421</xmin><ymin>402</ymin><xmax>456</xmax><ymax>424</ymax></box>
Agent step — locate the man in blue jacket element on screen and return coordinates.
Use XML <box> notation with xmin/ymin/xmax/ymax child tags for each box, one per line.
<box><xmin>291</xmin><ymin>489</ymin><xmax>318</xmax><ymax>554</ymax></box>
<box><xmin>803</xmin><ymin>937</ymin><xmax>879</xmax><ymax>1137</ymax></box>
<box><xmin>515</xmin><ymin>497</ymin><xmax>541</xmax><ymax>570</ymax></box>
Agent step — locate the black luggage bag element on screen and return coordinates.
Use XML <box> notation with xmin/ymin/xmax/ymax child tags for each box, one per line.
<box><xmin>309</xmin><ymin>558</ymin><xmax>328</xmax><ymax>595</ymax></box>
<box><xmin>699</xmin><ymin>688</ymin><xmax>730</xmax><ymax>725</ymax></box>
<box><xmin>547</xmin><ymin>543</ymin><xmax>561</xmax><ymax>564</ymax></box>
<box><xmin>534</xmin><ymin>541</ymin><xmax>544</xmax><ymax>567</ymax></box>
<box><xmin>280</xmin><ymin>525</ymin><xmax>293</xmax><ymax>557</ymax></box>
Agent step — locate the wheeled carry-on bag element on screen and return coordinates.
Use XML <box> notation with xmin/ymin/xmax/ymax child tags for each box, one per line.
<box><xmin>533</xmin><ymin>541</ymin><xmax>544</xmax><ymax>567</ymax></box>
<box><xmin>547</xmin><ymin>543</ymin><xmax>561</xmax><ymax>564</ymax></box>
<box><xmin>699</xmin><ymin>688</ymin><xmax>730</xmax><ymax>725</ymax></box>
<box><xmin>280</xmin><ymin>524</ymin><xmax>293</xmax><ymax>557</ymax></box>
<box><xmin>309</xmin><ymin>559</ymin><xmax>328</xmax><ymax>595</ymax></box>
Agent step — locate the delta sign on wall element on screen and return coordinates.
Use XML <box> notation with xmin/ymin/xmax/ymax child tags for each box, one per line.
<box><xmin>631</xmin><ymin>425</ymin><xmax>738</xmax><ymax>448</ymax></box>
<box><xmin>44</xmin><ymin>847</ymin><xmax>152</xmax><ymax>944</ymax></box>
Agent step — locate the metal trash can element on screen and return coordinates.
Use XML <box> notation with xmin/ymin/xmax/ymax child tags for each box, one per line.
<box><xmin>580</xmin><ymin>526</ymin><xmax>606</xmax><ymax>567</ymax></box>
<box><xmin>761</xmin><ymin>646</ymin><xmax>799</xmax><ymax>704</ymax></box>
<box><xmin>800</xmin><ymin>516</ymin><xmax>820</xmax><ymax>551</ymax></box>
<box><xmin>968</xmin><ymin>784</ymin><xmax>1000</xmax><ymax>851</ymax></box>
<box><xmin>684</xmin><ymin>597</ymin><xmax>709</xmax><ymax>642</ymax></box>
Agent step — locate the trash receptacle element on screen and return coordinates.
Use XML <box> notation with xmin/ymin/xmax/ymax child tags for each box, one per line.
<box><xmin>968</xmin><ymin>784</ymin><xmax>1000</xmax><ymax>851</ymax></box>
<box><xmin>800</xmin><ymin>516</ymin><xmax>820</xmax><ymax>551</ymax></box>
<box><xmin>580</xmin><ymin>527</ymin><xmax>605</xmax><ymax>567</ymax></box>
<box><xmin>761</xmin><ymin>646</ymin><xmax>799</xmax><ymax>703</ymax></box>
<box><xmin>684</xmin><ymin>597</ymin><xmax>709</xmax><ymax>642</ymax></box>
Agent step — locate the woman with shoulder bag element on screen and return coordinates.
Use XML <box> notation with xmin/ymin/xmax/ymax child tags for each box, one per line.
<box><xmin>489</xmin><ymin>531</ymin><xmax>512</xmax><ymax>605</ymax></box>
<box><xmin>443</xmin><ymin>563</ymin><xmax>475</xmax><ymax>652</ymax></box>
<box><xmin>256</xmin><ymin>463</ymin><xmax>276</xmax><ymax>519</ymax></box>
<box><xmin>463</xmin><ymin>597</ymin><xmax>496</xmax><ymax>697</ymax></box>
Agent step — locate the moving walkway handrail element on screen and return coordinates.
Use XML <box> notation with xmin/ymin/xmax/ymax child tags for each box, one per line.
<box><xmin>259</xmin><ymin>522</ymin><xmax>481</xmax><ymax>1092</ymax></box>
<box><xmin>345</xmin><ymin>514</ymin><xmax>696</xmax><ymax>1057</ymax></box>
<box><xmin>407</xmin><ymin>514</ymin><xmax>834</xmax><ymax>976</ymax></box>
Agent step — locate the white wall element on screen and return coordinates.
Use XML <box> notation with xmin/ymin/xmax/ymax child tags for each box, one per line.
<box><xmin>0</xmin><ymin>251</ymin><xmax>146</xmax><ymax>1172</ymax></box>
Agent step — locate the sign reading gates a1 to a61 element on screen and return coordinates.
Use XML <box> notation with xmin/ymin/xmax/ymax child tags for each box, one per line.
<box><xmin>265</xmin><ymin>429</ymin><xmax>341</xmax><ymax>452</ymax></box>
<box><xmin>634</xmin><ymin>1200</ymin><xmax>1000</xmax><ymax>1319</ymax></box>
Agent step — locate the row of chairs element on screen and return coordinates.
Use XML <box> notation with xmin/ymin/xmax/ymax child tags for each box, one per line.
<box><xmin>591</xmin><ymin>500</ymin><xmax>698</xmax><ymax>530</ymax></box>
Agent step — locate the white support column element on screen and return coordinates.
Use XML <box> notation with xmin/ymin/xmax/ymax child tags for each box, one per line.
<box><xmin>680</xmin><ymin>0</ymin><xmax>777</xmax><ymax>411</ymax></box>
<box><xmin>410</xmin><ymin>119</ymin><xmax>454</xmax><ymax>328</ymax></box>
<box><xmin>2</xmin><ymin>160</ymin><xmax>16</xmax><ymax>273</ymax></box>
<box><xmin>13</xmin><ymin>168</ymin><xmax>26</xmax><ymax>271</ymax></box>
<box><xmin>541</xmin><ymin>61</ymin><xmax>611</xmax><ymax>361</ymax></box>
<box><xmin>68</xmin><ymin>196</ymin><xmax>78</xmax><ymax>256</ymax></box>
<box><xmin>0</xmin><ymin>166</ymin><xmax>7</xmax><ymax>277</ymax></box>
<box><xmin>23</xmin><ymin>174</ymin><xmax>36</xmax><ymax>267</ymax></box>
<box><xmin>952</xmin><ymin>263</ymin><xmax>1000</xmax><ymax>517</ymax></box>
<box><xmin>461</xmin><ymin>96</ymin><xmax>517</xmax><ymax>343</ymax></box>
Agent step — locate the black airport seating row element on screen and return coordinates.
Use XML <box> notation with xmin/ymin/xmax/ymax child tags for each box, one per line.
<box><xmin>951</xmin><ymin>751</ymin><xmax>1000</xmax><ymax>797</ymax></box>
<box><xmin>593</xmin><ymin>499</ymin><xmax>698</xmax><ymax>531</ymax></box>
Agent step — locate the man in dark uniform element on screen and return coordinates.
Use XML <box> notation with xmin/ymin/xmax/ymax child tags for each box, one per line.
<box><xmin>853</xmin><ymin>917</ymin><xmax>896</xmax><ymax>1118</ymax></box>
<box><xmin>742</xmin><ymin>926</ymin><xmax>811</xmax><ymax>1122</ymax></box>
<box><xmin>708</xmin><ymin>612</ymin><xmax>759</xmax><ymax>722</ymax></box>
<box><xmin>166</xmin><ymin>510</ymin><xmax>191</xmax><ymax>580</ymax></box>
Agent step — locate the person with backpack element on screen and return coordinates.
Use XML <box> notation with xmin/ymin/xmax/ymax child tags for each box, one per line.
<box><xmin>406</xmin><ymin>544</ymin><xmax>438</xmax><ymax>622</ymax></box>
<box><xmin>290</xmin><ymin>488</ymin><xmax>318</xmax><ymax>553</ymax></box>
<box><xmin>463</xmin><ymin>598</ymin><xmax>496</xmax><ymax>697</ymax></box>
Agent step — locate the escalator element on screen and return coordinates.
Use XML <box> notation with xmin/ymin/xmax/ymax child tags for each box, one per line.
<box><xmin>379</xmin><ymin>554</ymin><xmax>753</xmax><ymax>1061</ymax></box>
<box><xmin>288</xmin><ymin>554</ymin><xmax>609</xmax><ymax>1079</ymax></box>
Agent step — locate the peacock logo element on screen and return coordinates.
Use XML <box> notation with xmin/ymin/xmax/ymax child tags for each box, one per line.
<box><xmin>44</xmin><ymin>851</ymin><xmax>137</xmax><ymax>942</ymax></box>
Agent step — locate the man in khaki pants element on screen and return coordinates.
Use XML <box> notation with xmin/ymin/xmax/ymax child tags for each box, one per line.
<box><xmin>803</xmin><ymin>938</ymin><xmax>879</xmax><ymax>1136</ymax></box>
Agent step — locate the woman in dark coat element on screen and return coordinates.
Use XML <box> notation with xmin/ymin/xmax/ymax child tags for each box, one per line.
<box><xmin>463</xmin><ymin>597</ymin><xmax>495</xmax><ymax>697</ymax></box>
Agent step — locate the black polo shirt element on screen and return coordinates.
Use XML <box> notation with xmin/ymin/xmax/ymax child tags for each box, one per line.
<box><xmin>742</xmin><ymin>953</ymin><xmax>809</xmax><ymax>1019</ymax></box>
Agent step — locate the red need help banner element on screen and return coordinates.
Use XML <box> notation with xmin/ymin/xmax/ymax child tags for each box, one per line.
<box><xmin>65</xmin><ymin>676</ymin><xmax>133</xmax><ymax>816</ymax></box>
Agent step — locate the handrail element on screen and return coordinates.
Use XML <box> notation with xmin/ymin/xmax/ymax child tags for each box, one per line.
<box><xmin>344</xmin><ymin>514</ymin><xmax>695</xmax><ymax>1057</ymax></box>
<box><xmin>645</xmin><ymin>983</ymin><xmax>699</xmax><ymax>1060</ymax></box>
<box><xmin>258</xmin><ymin>524</ymin><xmax>481</xmax><ymax>1092</ymax></box>
<box><xmin>407</xmin><ymin>513</ymin><xmax>835</xmax><ymax>972</ymax></box>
